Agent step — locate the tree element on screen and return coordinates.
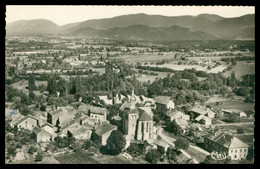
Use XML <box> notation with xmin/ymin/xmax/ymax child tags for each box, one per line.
<box><xmin>174</xmin><ymin>138</ymin><xmax>190</xmax><ymax>150</ymax></box>
<box><xmin>145</xmin><ymin>149</ymin><xmax>161</xmax><ymax>164</ymax></box>
<box><xmin>7</xmin><ymin>147</ymin><xmax>16</xmax><ymax>157</ymax></box>
<box><xmin>237</xmin><ymin>128</ymin><xmax>244</xmax><ymax>134</ymax></box>
<box><xmin>55</xmin><ymin>118</ymin><xmax>61</xmax><ymax>133</ymax></box>
<box><xmin>127</xmin><ymin>143</ymin><xmax>145</xmax><ymax>157</ymax></box>
<box><xmin>165</xmin><ymin>120</ymin><xmax>183</xmax><ymax>135</ymax></box>
<box><xmin>35</xmin><ymin>153</ymin><xmax>43</xmax><ymax>162</ymax></box>
<box><xmin>106</xmin><ymin>130</ymin><xmax>126</xmax><ymax>155</ymax></box>
<box><xmin>40</xmin><ymin>105</ymin><xmax>47</xmax><ymax>111</ymax></box>
<box><xmin>28</xmin><ymin>146</ymin><xmax>37</xmax><ymax>154</ymax></box>
<box><xmin>83</xmin><ymin>140</ymin><xmax>93</xmax><ymax>150</ymax></box>
<box><xmin>166</xmin><ymin>148</ymin><xmax>181</xmax><ymax>163</ymax></box>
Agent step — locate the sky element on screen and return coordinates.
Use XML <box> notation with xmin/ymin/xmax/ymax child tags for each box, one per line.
<box><xmin>6</xmin><ymin>5</ymin><xmax>255</xmax><ymax>26</ymax></box>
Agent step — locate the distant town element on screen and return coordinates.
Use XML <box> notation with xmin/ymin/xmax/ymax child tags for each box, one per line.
<box><xmin>5</xmin><ymin>8</ymin><xmax>255</xmax><ymax>164</ymax></box>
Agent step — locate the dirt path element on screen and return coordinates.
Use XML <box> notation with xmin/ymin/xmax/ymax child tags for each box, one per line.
<box><xmin>213</xmin><ymin>122</ymin><xmax>254</xmax><ymax>127</ymax></box>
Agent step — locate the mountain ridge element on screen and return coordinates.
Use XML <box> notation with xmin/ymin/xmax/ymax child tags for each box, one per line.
<box><xmin>6</xmin><ymin>13</ymin><xmax>255</xmax><ymax>40</ymax></box>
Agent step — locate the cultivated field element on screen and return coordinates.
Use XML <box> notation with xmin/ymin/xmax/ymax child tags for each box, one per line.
<box><xmin>54</xmin><ymin>152</ymin><xmax>99</xmax><ymax>164</ymax></box>
<box><xmin>136</xmin><ymin>71</ymin><xmax>174</xmax><ymax>82</ymax></box>
<box><xmin>223</xmin><ymin>61</ymin><xmax>255</xmax><ymax>79</ymax></box>
<box><xmin>210</xmin><ymin>100</ymin><xmax>255</xmax><ymax>112</ymax></box>
<box><xmin>147</xmin><ymin>63</ymin><xmax>227</xmax><ymax>74</ymax></box>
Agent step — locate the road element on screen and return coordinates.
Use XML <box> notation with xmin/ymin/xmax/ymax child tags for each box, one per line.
<box><xmin>213</xmin><ymin>122</ymin><xmax>254</xmax><ymax>127</ymax></box>
<box><xmin>156</xmin><ymin>126</ymin><xmax>208</xmax><ymax>164</ymax></box>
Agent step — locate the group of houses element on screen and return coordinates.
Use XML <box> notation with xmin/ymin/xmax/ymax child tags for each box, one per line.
<box><xmin>6</xmin><ymin>88</ymin><xmax>250</xmax><ymax>161</ymax></box>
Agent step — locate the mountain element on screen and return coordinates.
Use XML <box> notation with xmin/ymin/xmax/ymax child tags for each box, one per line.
<box><xmin>6</xmin><ymin>19</ymin><xmax>59</xmax><ymax>35</ymax></box>
<box><xmin>63</xmin><ymin>13</ymin><xmax>216</xmax><ymax>32</ymax></box>
<box><xmin>208</xmin><ymin>14</ymin><xmax>255</xmax><ymax>39</ymax></box>
<box><xmin>197</xmin><ymin>14</ymin><xmax>224</xmax><ymax>22</ymax></box>
<box><xmin>6</xmin><ymin>13</ymin><xmax>255</xmax><ymax>40</ymax></box>
<box><xmin>72</xmin><ymin>25</ymin><xmax>221</xmax><ymax>41</ymax></box>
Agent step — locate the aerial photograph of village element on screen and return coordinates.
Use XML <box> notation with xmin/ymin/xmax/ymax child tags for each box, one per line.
<box><xmin>5</xmin><ymin>5</ymin><xmax>255</xmax><ymax>164</ymax></box>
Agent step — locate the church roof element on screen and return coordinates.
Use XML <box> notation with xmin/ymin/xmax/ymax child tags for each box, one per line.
<box><xmin>138</xmin><ymin>111</ymin><xmax>152</xmax><ymax>121</ymax></box>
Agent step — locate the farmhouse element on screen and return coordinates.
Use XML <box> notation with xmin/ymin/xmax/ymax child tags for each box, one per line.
<box><xmin>13</xmin><ymin>115</ymin><xmax>39</xmax><ymax>131</ymax></box>
<box><xmin>195</xmin><ymin>115</ymin><xmax>212</xmax><ymax>126</ymax></box>
<box><xmin>166</xmin><ymin>110</ymin><xmax>190</xmax><ymax>121</ymax></box>
<box><xmin>41</xmin><ymin>123</ymin><xmax>55</xmax><ymax>136</ymax></box>
<box><xmin>174</xmin><ymin>118</ymin><xmax>189</xmax><ymax>129</ymax></box>
<box><xmin>190</xmin><ymin>105</ymin><xmax>215</xmax><ymax>119</ymax></box>
<box><xmin>88</xmin><ymin>106</ymin><xmax>107</xmax><ymax>125</ymax></box>
<box><xmin>155</xmin><ymin>96</ymin><xmax>175</xmax><ymax>111</ymax></box>
<box><xmin>47</xmin><ymin>108</ymin><xmax>74</xmax><ymax>127</ymax></box>
<box><xmin>32</xmin><ymin>126</ymin><xmax>52</xmax><ymax>142</ymax></box>
<box><xmin>92</xmin><ymin>122</ymin><xmax>117</xmax><ymax>146</ymax></box>
<box><xmin>203</xmin><ymin>131</ymin><xmax>249</xmax><ymax>161</ymax></box>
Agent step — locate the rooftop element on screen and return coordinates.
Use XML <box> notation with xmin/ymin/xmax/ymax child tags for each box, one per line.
<box><xmin>190</xmin><ymin>105</ymin><xmax>215</xmax><ymax>116</ymax></box>
<box><xmin>94</xmin><ymin>122</ymin><xmax>117</xmax><ymax>136</ymax></box>
<box><xmin>155</xmin><ymin>96</ymin><xmax>172</xmax><ymax>105</ymax></box>
<box><xmin>138</xmin><ymin>111</ymin><xmax>152</xmax><ymax>121</ymax></box>
<box><xmin>204</xmin><ymin>132</ymin><xmax>249</xmax><ymax>149</ymax></box>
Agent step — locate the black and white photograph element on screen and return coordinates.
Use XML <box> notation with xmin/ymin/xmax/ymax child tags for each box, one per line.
<box><xmin>5</xmin><ymin>5</ymin><xmax>255</xmax><ymax>164</ymax></box>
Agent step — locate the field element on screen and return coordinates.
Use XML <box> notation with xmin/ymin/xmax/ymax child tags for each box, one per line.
<box><xmin>11</xmin><ymin>80</ymin><xmax>47</xmax><ymax>96</ymax></box>
<box><xmin>54</xmin><ymin>152</ymin><xmax>100</xmax><ymax>164</ymax></box>
<box><xmin>110</xmin><ymin>52</ymin><xmax>181</xmax><ymax>63</ymax></box>
<box><xmin>210</xmin><ymin>100</ymin><xmax>255</xmax><ymax>112</ymax></box>
<box><xmin>54</xmin><ymin>152</ymin><xmax>136</xmax><ymax>164</ymax></box>
<box><xmin>147</xmin><ymin>63</ymin><xmax>227</xmax><ymax>74</ymax></box>
<box><xmin>136</xmin><ymin>71</ymin><xmax>174</xmax><ymax>82</ymax></box>
<box><xmin>223</xmin><ymin>61</ymin><xmax>255</xmax><ymax>79</ymax></box>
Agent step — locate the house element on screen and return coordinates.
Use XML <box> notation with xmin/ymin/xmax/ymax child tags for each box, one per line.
<box><xmin>13</xmin><ymin>115</ymin><xmax>39</xmax><ymax>131</ymax></box>
<box><xmin>155</xmin><ymin>96</ymin><xmax>175</xmax><ymax>111</ymax></box>
<box><xmin>70</xmin><ymin>126</ymin><xmax>92</xmax><ymax>140</ymax></box>
<box><xmin>190</xmin><ymin>105</ymin><xmax>216</xmax><ymax>119</ymax></box>
<box><xmin>41</xmin><ymin>123</ymin><xmax>55</xmax><ymax>136</ymax></box>
<box><xmin>32</xmin><ymin>126</ymin><xmax>52</xmax><ymax>142</ymax></box>
<box><xmin>99</xmin><ymin>93</ymin><xmax>126</xmax><ymax>105</ymax></box>
<box><xmin>88</xmin><ymin>106</ymin><xmax>107</xmax><ymax>125</ymax></box>
<box><xmin>92</xmin><ymin>122</ymin><xmax>117</xmax><ymax>146</ymax></box>
<box><xmin>239</xmin><ymin>112</ymin><xmax>247</xmax><ymax>118</ymax></box>
<box><xmin>153</xmin><ymin>136</ymin><xmax>170</xmax><ymax>154</ymax></box>
<box><xmin>203</xmin><ymin>132</ymin><xmax>249</xmax><ymax>160</ymax></box>
<box><xmin>166</xmin><ymin>111</ymin><xmax>190</xmax><ymax>121</ymax></box>
<box><xmin>195</xmin><ymin>115</ymin><xmax>212</xmax><ymax>126</ymax></box>
<box><xmin>60</xmin><ymin>119</ymin><xmax>92</xmax><ymax>140</ymax></box>
<box><xmin>9</xmin><ymin>112</ymin><xmax>25</xmax><ymax>128</ymax></box>
<box><xmin>80</xmin><ymin>116</ymin><xmax>96</xmax><ymax>128</ymax></box>
<box><xmin>174</xmin><ymin>119</ymin><xmax>189</xmax><ymax>129</ymax></box>
<box><xmin>47</xmin><ymin>108</ymin><xmax>74</xmax><ymax>127</ymax></box>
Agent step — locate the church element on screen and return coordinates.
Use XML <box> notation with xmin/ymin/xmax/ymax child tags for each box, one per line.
<box><xmin>120</xmin><ymin>88</ymin><xmax>154</xmax><ymax>141</ymax></box>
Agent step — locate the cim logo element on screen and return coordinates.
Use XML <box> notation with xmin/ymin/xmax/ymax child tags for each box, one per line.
<box><xmin>211</xmin><ymin>150</ymin><xmax>230</xmax><ymax>160</ymax></box>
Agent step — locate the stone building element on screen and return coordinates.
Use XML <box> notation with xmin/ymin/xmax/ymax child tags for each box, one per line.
<box><xmin>203</xmin><ymin>131</ymin><xmax>249</xmax><ymax>160</ymax></box>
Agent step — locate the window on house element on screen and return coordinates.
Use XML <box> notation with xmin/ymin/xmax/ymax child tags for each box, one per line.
<box><xmin>240</xmin><ymin>149</ymin><xmax>242</xmax><ymax>152</ymax></box>
<box><xmin>234</xmin><ymin>155</ymin><xmax>237</xmax><ymax>158</ymax></box>
<box><xmin>244</xmin><ymin>154</ymin><xmax>246</xmax><ymax>157</ymax></box>
<box><xmin>244</xmin><ymin>149</ymin><xmax>246</xmax><ymax>152</ymax></box>
<box><xmin>235</xmin><ymin>150</ymin><xmax>237</xmax><ymax>153</ymax></box>
<box><xmin>231</xmin><ymin>150</ymin><xmax>233</xmax><ymax>153</ymax></box>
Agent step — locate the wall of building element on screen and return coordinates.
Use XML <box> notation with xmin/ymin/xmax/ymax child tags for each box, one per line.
<box><xmin>101</xmin><ymin>128</ymin><xmax>117</xmax><ymax>146</ymax></box>
<box><xmin>17</xmin><ymin>118</ymin><xmax>38</xmax><ymax>131</ymax></box>
<box><xmin>229</xmin><ymin>147</ymin><xmax>248</xmax><ymax>160</ymax></box>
